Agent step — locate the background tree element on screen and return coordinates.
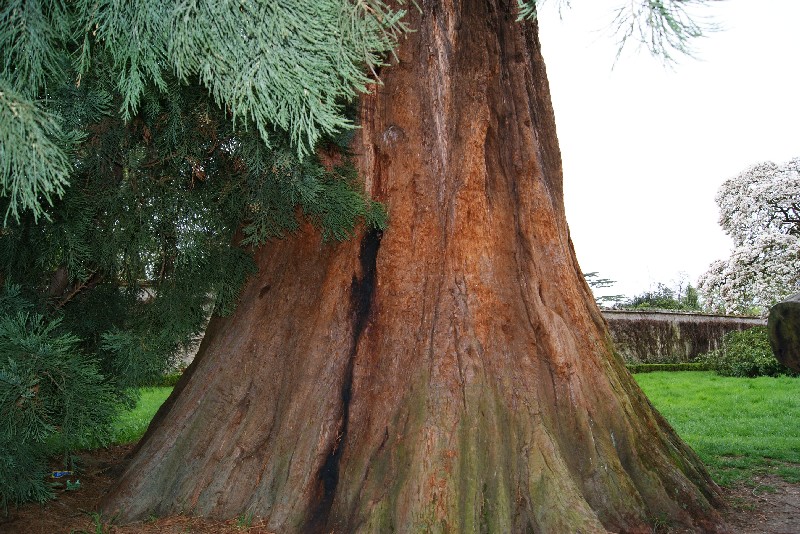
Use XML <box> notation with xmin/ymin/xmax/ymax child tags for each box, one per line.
<box><xmin>583</xmin><ymin>271</ymin><xmax>625</xmax><ymax>307</ymax></box>
<box><xmin>2</xmin><ymin>0</ymin><xmax>729</xmax><ymax>531</ymax></box>
<box><xmin>698</xmin><ymin>158</ymin><xmax>800</xmax><ymax>315</ymax></box>
<box><xmin>619</xmin><ymin>281</ymin><xmax>701</xmax><ymax>312</ymax></box>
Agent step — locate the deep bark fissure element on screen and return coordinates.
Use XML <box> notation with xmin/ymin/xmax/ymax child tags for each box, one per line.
<box><xmin>452</xmin><ymin>276</ymin><xmax>472</xmax><ymax>412</ymax></box>
<box><xmin>309</xmin><ymin>229</ymin><xmax>382</xmax><ymax>531</ymax></box>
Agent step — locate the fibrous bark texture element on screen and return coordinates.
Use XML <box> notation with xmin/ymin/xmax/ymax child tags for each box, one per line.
<box><xmin>103</xmin><ymin>2</ymin><xmax>725</xmax><ymax>532</ymax></box>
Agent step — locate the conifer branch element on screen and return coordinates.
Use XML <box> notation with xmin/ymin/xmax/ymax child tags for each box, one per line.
<box><xmin>51</xmin><ymin>271</ymin><xmax>101</xmax><ymax>310</ymax></box>
<box><xmin>0</xmin><ymin>81</ymin><xmax>72</xmax><ymax>222</ymax></box>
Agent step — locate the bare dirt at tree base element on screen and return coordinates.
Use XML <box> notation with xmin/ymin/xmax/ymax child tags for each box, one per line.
<box><xmin>720</xmin><ymin>474</ymin><xmax>800</xmax><ymax>534</ymax></box>
<box><xmin>1</xmin><ymin>445</ymin><xmax>797</xmax><ymax>533</ymax></box>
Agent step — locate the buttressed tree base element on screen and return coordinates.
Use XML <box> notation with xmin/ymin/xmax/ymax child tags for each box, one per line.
<box><xmin>103</xmin><ymin>2</ymin><xmax>726</xmax><ymax>532</ymax></box>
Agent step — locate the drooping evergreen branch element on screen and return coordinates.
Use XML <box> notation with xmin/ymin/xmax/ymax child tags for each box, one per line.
<box><xmin>517</xmin><ymin>0</ymin><xmax>720</xmax><ymax>64</ymax></box>
<box><xmin>1</xmin><ymin>1</ymin><xmax>409</xmax><ymax>221</ymax></box>
<box><xmin>611</xmin><ymin>0</ymin><xmax>720</xmax><ymax>63</ymax></box>
<box><xmin>0</xmin><ymin>81</ymin><xmax>73</xmax><ymax>222</ymax></box>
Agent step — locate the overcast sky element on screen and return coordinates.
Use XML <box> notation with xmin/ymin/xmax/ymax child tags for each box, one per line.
<box><xmin>537</xmin><ymin>0</ymin><xmax>800</xmax><ymax>300</ymax></box>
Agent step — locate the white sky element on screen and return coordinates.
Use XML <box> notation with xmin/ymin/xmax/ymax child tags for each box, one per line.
<box><xmin>537</xmin><ymin>0</ymin><xmax>800</xmax><ymax>300</ymax></box>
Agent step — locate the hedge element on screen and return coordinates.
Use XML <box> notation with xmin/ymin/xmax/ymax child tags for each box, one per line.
<box><xmin>627</xmin><ymin>363</ymin><xmax>712</xmax><ymax>374</ymax></box>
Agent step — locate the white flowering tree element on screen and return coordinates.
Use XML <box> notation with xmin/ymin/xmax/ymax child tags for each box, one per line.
<box><xmin>699</xmin><ymin>158</ymin><xmax>800</xmax><ymax>315</ymax></box>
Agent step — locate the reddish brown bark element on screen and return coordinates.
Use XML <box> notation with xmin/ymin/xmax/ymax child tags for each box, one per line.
<box><xmin>103</xmin><ymin>2</ymin><xmax>726</xmax><ymax>532</ymax></box>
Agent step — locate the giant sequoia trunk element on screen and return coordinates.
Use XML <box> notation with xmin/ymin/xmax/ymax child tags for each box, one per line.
<box><xmin>103</xmin><ymin>2</ymin><xmax>725</xmax><ymax>532</ymax></box>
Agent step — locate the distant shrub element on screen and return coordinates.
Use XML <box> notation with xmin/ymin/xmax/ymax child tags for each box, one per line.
<box><xmin>153</xmin><ymin>370</ymin><xmax>184</xmax><ymax>387</ymax></box>
<box><xmin>701</xmin><ymin>326</ymin><xmax>797</xmax><ymax>377</ymax></box>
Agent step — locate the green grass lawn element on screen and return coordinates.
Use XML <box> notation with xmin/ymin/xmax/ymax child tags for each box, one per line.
<box><xmin>635</xmin><ymin>371</ymin><xmax>800</xmax><ymax>486</ymax></box>
<box><xmin>113</xmin><ymin>373</ymin><xmax>800</xmax><ymax>488</ymax></box>
<box><xmin>109</xmin><ymin>387</ymin><xmax>172</xmax><ymax>444</ymax></box>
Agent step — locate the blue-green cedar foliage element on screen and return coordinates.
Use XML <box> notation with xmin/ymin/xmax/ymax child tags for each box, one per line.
<box><xmin>1</xmin><ymin>0</ymin><xmax>407</xmax><ymax>221</ymax></box>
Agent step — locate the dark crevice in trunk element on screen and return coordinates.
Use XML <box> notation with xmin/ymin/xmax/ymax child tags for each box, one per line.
<box><xmin>308</xmin><ymin>228</ymin><xmax>382</xmax><ymax>532</ymax></box>
<box><xmin>350</xmin><ymin>228</ymin><xmax>382</xmax><ymax>343</ymax></box>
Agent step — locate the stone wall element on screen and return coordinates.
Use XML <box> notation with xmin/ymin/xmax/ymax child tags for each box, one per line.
<box><xmin>177</xmin><ymin>310</ymin><xmax>765</xmax><ymax>367</ymax></box>
<box><xmin>602</xmin><ymin>310</ymin><xmax>765</xmax><ymax>364</ymax></box>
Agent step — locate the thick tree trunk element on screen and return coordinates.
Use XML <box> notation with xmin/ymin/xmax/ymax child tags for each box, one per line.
<box><xmin>103</xmin><ymin>2</ymin><xmax>725</xmax><ymax>532</ymax></box>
